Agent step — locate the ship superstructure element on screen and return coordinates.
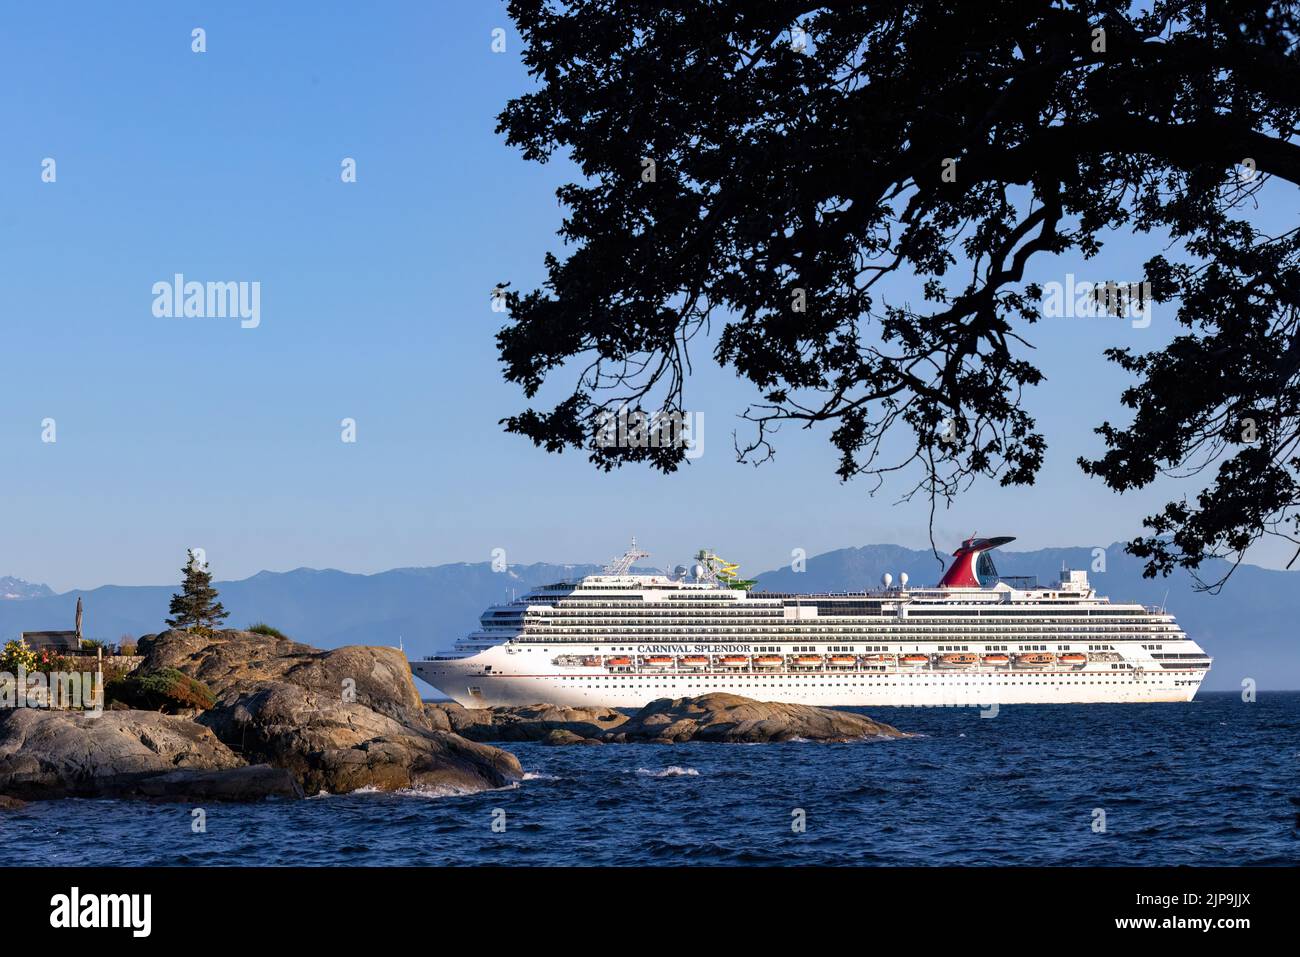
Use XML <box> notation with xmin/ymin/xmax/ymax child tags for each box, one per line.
<box><xmin>411</xmin><ymin>537</ymin><xmax>1212</xmax><ymax>708</ymax></box>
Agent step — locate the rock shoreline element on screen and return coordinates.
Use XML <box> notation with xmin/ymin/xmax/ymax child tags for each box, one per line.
<box><xmin>428</xmin><ymin>692</ymin><xmax>907</xmax><ymax>745</ymax></box>
<box><xmin>0</xmin><ymin>628</ymin><xmax>522</xmax><ymax>805</ymax></box>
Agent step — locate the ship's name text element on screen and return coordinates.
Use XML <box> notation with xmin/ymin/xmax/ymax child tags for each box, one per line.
<box><xmin>640</xmin><ymin>644</ymin><xmax>753</xmax><ymax>654</ymax></box>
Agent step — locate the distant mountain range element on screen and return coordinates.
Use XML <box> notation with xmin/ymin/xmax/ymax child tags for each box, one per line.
<box><xmin>0</xmin><ymin>576</ymin><xmax>54</xmax><ymax>600</ymax></box>
<box><xmin>2</xmin><ymin>543</ymin><xmax>1294</xmax><ymax>690</ymax></box>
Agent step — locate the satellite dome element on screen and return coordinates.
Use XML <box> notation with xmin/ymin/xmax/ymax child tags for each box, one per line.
<box><xmin>899</xmin><ymin>572</ymin><xmax>909</xmax><ymax>588</ymax></box>
<box><xmin>673</xmin><ymin>564</ymin><xmax>689</xmax><ymax>579</ymax></box>
<box><xmin>881</xmin><ymin>572</ymin><xmax>893</xmax><ymax>589</ymax></box>
<box><xmin>692</xmin><ymin>563</ymin><xmax>707</xmax><ymax>579</ymax></box>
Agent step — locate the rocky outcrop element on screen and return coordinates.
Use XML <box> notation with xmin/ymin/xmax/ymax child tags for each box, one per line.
<box><xmin>132</xmin><ymin>765</ymin><xmax>302</xmax><ymax>801</ymax></box>
<box><xmin>1</xmin><ymin>630</ymin><xmax>523</xmax><ymax>803</ymax></box>
<box><xmin>200</xmin><ymin>680</ymin><xmax>521</xmax><ymax>795</ymax></box>
<box><xmin>542</xmin><ymin>728</ymin><xmax>605</xmax><ymax>746</ymax></box>
<box><xmin>609</xmin><ymin>693</ymin><xmax>906</xmax><ymax>743</ymax></box>
<box><xmin>138</xmin><ymin>629</ymin><xmax>521</xmax><ymax>796</ymax></box>
<box><xmin>0</xmin><ymin>708</ymin><xmax>298</xmax><ymax>801</ymax></box>
<box><xmin>432</xmin><ymin>693</ymin><xmax>906</xmax><ymax>745</ymax></box>
<box><xmin>137</xmin><ymin>629</ymin><xmax>428</xmax><ymax>729</ymax></box>
<box><xmin>427</xmin><ymin>702</ymin><xmax>628</xmax><ymax>742</ymax></box>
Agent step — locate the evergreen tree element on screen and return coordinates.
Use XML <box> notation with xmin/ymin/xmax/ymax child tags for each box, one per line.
<box><xmin>166</xmin><ymin>550</ymin><xmax>228</xmax><ymax>633</ymax></box>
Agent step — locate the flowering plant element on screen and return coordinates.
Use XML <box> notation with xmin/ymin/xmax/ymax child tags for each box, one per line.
<box><xmin>1</xmin><ymin>639</ymin><xmax>38</xmax><ymax>673</ymax></box>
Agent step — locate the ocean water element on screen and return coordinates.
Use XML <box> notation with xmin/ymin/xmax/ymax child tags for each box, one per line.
<box><xmin>3</xmin><ymin>692</ymin><xmax>1296</xmax><ymax>866</ymax></box>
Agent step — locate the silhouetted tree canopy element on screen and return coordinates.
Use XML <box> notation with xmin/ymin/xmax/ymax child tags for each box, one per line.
<box><xmin>496</xmin><ymin>0</ymin><xmax>1300</xmax><ymax>588</ymax></box>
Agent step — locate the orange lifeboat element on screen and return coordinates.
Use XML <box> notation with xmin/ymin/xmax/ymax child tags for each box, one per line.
<box><xmin>679</xmin><ymin>655</ymin><xmax>710</xmax><ymax>668</ymax></box>
<box><xmin>981</xmin><ymin>654</ymin><xmax>1009</xmax><ymax>666</ymax></box>
<box><xmin>606</xmin><ymin>656</ymin><xmax>632</xmax><ymax>667</ymax></box>
<box><xmin>753</xmin><ymin>655</ymin><xmax>783</xmax><ymax>668</ymax></box>
<box><xmin>899</xmin><ymin>654</ymin><xmax>929</xmax><ymax>666</ymax></box>
<box><xmin>717</xmin><ymin>655</ymin><xmax>750</xmax><ymax>668</ymax></box>
<box><xmin>642</xmin><ymin>656</ymin><xmax>675</xmax><ymax>667</ymax></box>
<box><xmin>1016</xmin><ymin>652</ymin><xmax>1055</xmax><ymax>668</ymax></box>
<box><xmin>791</xmin><ymin>655</ymin><xmax>824</xmax><ymax>667</ymax></box>
<box><xmin>937</xmin><ymin>653</ymin><xmax>978</xmax><ymax>668</ymax></box>
<box><xmin>1058</xmin><ymin>653</ymin><xmax>1087</xmax><ymax>665</ymax></box>
<box><xmin>827</xmin><ymin>655</ymin><xmax>857</xmax><ymax>667</ymax></box>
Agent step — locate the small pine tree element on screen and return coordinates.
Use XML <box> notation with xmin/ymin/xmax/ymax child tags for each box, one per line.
<box><xmin>166</xmin><ymin>549</ymin><xmax>229</xmax><ymax>634</ymax></box>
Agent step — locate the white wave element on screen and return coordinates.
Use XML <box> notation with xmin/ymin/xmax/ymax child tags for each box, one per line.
<box><xmin>317</xmin><ymin>781</ymin><xmax>520</xmax><ymax>799</ymax></box>
<box><xmin>522</xmin><ymin>771</ymin><xmax>561</xmax><ymax>781</ymax></box>
<box><xmin>391</xmin><ymin>784</ymin><xmax>486</xmax><ymax>799</ymax></box>
<box><xmin>635</xmin><ymin>766</ymin><xmax>700</xmax><ymax>778</ymax></box>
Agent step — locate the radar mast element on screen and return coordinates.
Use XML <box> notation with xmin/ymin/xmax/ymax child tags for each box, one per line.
<box><xmin>604</xmin><ymin>538</ymin><xmax>651</xmax><ymax>575</ymax></box>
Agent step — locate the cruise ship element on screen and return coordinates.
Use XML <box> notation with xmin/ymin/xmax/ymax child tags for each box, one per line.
<box><xmin>411</xmin><ymin>537</ymin><xmax>1212</xmax><ymax>708</ymax></box>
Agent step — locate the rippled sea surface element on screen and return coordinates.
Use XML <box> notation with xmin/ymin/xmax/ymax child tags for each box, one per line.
<box><xmin>3</xmin><ymin>692</ymin><xmax>1296</xmax><ymax>866</ymax></box>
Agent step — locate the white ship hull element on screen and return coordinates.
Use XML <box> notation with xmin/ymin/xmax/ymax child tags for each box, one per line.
<box><xmin>412</xmin><ymin>646</ymin><xmax>1208</xmax><ymax>709</ymax></box>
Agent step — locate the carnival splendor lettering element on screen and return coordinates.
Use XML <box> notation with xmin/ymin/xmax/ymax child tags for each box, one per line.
<box><xmin>640</xmin><ymin>644</ymin><xmax>753</xmax><ymax>654</ymax></box>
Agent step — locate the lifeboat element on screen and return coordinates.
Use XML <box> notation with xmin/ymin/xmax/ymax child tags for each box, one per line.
<box><xmin>580</xmin><ymin>656</ymin><xmax>603</xmax><ymax>667</ymax></box>
<box><xmin>936</xmin><ymin>653</ymin><xmax>978</xmax><ymax>669</ymax></box>
<box><xmin>860</xmin><ymin>654</ymin><xmax>893</xmax><ymax>663</ymax></box>
<box><xmin>605</xmin><ymin>656</ymin><xmax>632</xmax><ymax>668</ymax></box>
<box><xmin>980</xmin><ymin>654</ymin><xmax>1010</xmax><ymax>666</ymax></box>
<box><xmin>717</xmin><ymin>655</ymin><xmax>750</xmax><ymax>668</ymax></box>
<box><xmin>899</xmin><ymin>654</ymin><xmax>930</xmax><ymax>666</ymax></box>
<box><xmin>642</xmin><ymin>656</ymin><xmax>675</xmax><ymax>668</ymax></box>
<box><xmin>827</xmin><ymin>655</ymin><xmax>857</xmax><ymax>668</ymax></box>
<box><xmin>790</xmin><ymin>655</ymin><xmax>824</xmax><ymax>668</ymax></box>
<box><xmin>1058</xmin><ymin>653</ymin><xmax>1087</xmax><ymax>666</ymax></box>
<box><xmin>753</xmin><ymin>655</ymin><xmax>784</xmax><ymax>668</ymax></box>
<box><xmin>679</xmin><ymin>655</ymin><xmax>710</xmax><ymax>668</ymax></box>
<box><xmin>1015</xmin><ymin>653</ymin><xmax>1055</xmax><ymax>668</ymax></box>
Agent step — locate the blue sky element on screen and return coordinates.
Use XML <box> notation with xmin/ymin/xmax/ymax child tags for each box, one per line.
<box><xmin>1</xmin><ymin>1</ymin><xmax>1295</xmax><ymax>592</ymax></box>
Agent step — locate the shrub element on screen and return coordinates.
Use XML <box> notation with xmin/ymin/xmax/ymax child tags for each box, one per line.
<box><xmin>1</xmin><ymin>639</ymin><xmax>37</xmax><ymax>673</ymax></box>
<box><xmin>108</xmin><ymin>667</ymin><xmax>215</xmax><ymax>713</ymax></box>
<box><xmin>34</xmin><ymin>650</ymin><xmax>77</xmax><ymax>675</ymax></box>
<box><xmin>247</xmin><ymin>622</ymin><xmax>288</xmax><ymax>639</ymax></box>
<box><xmin>100</xmin><ymin>658</ymin><xmax>137</xmax><ymax>684</ymax></box>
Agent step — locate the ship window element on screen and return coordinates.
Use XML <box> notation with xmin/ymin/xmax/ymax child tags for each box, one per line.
<box><xmin>975</xmin><ymin>551</ymin><xmax>1000</xmax><ymax>586</ymax></box>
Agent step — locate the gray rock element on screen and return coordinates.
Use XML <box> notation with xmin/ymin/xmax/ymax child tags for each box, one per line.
<box><xmin>427</xmin><ymin>702</ymin><xmax>628</xmax><ymax>742</ymax></box>
<box><xmin>200</xmin><ymin>679</ymin><xmax>522</xmax><ymax>795</ymax></box>
<box><xmin>133</xmin><ymin>629</ymin><xmax>522</xmax><ymax>795</ymax></box>
<box><xmin>137</xmin><ymin>629</ymin><xmax>429</xmax><ymax>729</ymax></box>
<box><xmin>0</xmin><ymin>709</ymin><xmax>244</xmax><ymax>799</ymax></box>
<box><xmin>613</xmin><ymin>693</ymin><xmax>908</xmax><ymax>743</ymax></box>
<box><xmin>426</xmin><ymin>693</ymin><xmax>907</xmax><ymax>745</ymax></box>
<box><xmin>1</xmin><ymin>631</ymin><xmax>525</xmax><ymax>802</ymax></box>
<box><xmin>132</xmin><ymin>765</ymin><xmax>303</xmax><ymax>801</ymax></box>
<box><xmin>541</xmin><ymin>728</ymin><xmax>603</xmax><ymax>746</ymax></box>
